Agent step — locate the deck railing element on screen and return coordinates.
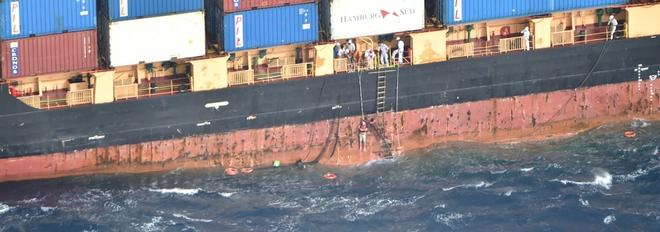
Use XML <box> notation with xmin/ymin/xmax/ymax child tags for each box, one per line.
<box><xmin>499</xmin><ymin>36</ymin><xmax>527</xmax><ymax>53</ymax></box>
<box><xmin>114</xmin><ymin>83</ymin><xmax>138</xmax><ymax>100</ymax></box>
<box><xmin>268</xmin><ymin>57</ymin><xmax>295</xmax><ymax>68</ymax></box>
<box><xmin>17</xmin><ymin>95</ymin><xmax>41</xmax><ymax>109</ymax></box>
<box><xmin>447</xmin><ymin>42</ymin><xmax>475</xmax><ymax>59</ymax></box>
<box><xmin>334</xmin><ymin>58</ymin><xmax>348</xmax><ymax>73</ymax></box>
<box><xmin>228</xmin><ymin>69</ymin><xmax>255</xmax><ymax>86</ymax></box>
<box><xmin>66</xmin><ymin>89</ymin><xmax>93</xmax><ymax>106</ymax></box>
<box><xmin>552</xmin><ymin>30</ymin><xmax>575</xmax><ymax>46</ymax></box>
<box><xmin>282</xmin><ymin>62</ymin><xmax>314</xmax><ymax>79</ymax></box>
<box><xmin>138</xmin><ymin>78</ymin><xmax>191</xmax><ymax>98</ymax></box>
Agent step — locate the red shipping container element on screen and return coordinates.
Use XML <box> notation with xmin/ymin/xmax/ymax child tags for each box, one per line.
<box><xmin>1</xmin><ymin>30</ymin><xmax>98</xmax><ymax>79</ymax></box>
<box><xmin>221</xmin><ymin>0</ymin><xmax>316</xmax><ymax>13</ymax></box>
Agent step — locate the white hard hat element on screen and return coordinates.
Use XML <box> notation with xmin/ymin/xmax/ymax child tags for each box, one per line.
<box><xmin>524</xmin><ymin>26</ymin><xmax>529</xmax><ymax>30</ymax></box>
<box><xmin>348</xmin><ymin>39</ymin><xmax>352</xmax><ymax>43</ymax></box>
<box><xmin>396</xmin><ymin>37</ymin><xmax>401</xmax><ymax>40</ymax></box>
<box><xmin>609</xmin><ymin>15</ymin><xmax>614</xmax><ymax>20</ymax></box>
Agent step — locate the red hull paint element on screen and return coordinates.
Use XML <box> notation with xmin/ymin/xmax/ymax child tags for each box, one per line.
<box><xmin>1</xmin><ymin>80</ymin><xmax>658</xmax><ymax>182</ymax></box>
<box><xmin>220</xmin><ymin>0</ymin><xmax>316</xmax><ymax>13</ymax></box>
<box><xmin>0</xmin><ymin>30</ymin><xmax>98</xmax><ymax>78</ymax></box>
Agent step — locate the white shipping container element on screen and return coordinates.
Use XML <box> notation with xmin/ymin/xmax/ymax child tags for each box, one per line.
<box><xmin>330</xmin><ymin>0</ymin><xmax>424</xmax><ymax>40</ymax></box>
<box><xmin>109</xmin><ymin>11</ymin><xmax>206</xmax><ymax>67</ymax></box>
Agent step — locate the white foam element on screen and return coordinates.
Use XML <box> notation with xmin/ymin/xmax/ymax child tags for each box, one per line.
<box><xmin>603</xmin><ymin>215</ymin><xmax>616</xmax><ymax>224</ymax></box>
<box><xmin>218</xmin><ymin>192</ymin><xmax>235</xmax><ymax>198</ymax></box>
<box><xmin>0</xmin><ymin>203</ymin><xmax>13</xmax><ymax>214</ymax></box>
<box><xmin>631</xmin><ymin>118</ymin><xmax>650</xmax><ymax>128</ymax></box>
<box><xmin>40</xmin><ymin>206</ymin><xmax>56</xmax><ymax>212</ymax></box>
<box><xmin>504</xmin><ymin>190</ymin><xmax>514</xmax><ymax>196</ymax></box>
<box><xmin>442</xmin><ymin>181</ymin><xmax>493</xmax><ymax>191</ymax></box>
<box><xmin>435</xmin><ymin>212</ymin><xmax>471</xmax><ymax>228</ymax></box>
<box><xmin>148</xmin><ymin>188</ymin><xmax>201</xmax><ymax>195</ymax></box>
<box><xmin>19</xmin><ymin>198</ymin><xmax>41</xmax><ymax>204</ymax></box>
<box><xmin>579</xmin><ymin>199</ymin><xmax>590</xmax><ymax>207</ymax></box>
<box><xmin>552</xmin><ymin>170</ymin><xmax>612</xmax><ymax>190</ymax></box>
<box><xmin>615</xmin><ymin>163</ymin><xmax>660</xmax><ymax>182</ymax></box>
<box><xmin>136</xmin><ymin>216</ymin><xmax>163</xmax><ymax>232</ymax></box>
<box><xmin>520</xmin><ymin>167</ymin><xmax>535</xmax><ymax>172</ymax></box>
<box><xmin>653</xmin><ymin>146</ymin><xmax>658</xmax><ymax>156</ymax></box>
<box><xmin>172</xmin><ymin>213</ymin><xmax>212</xmax><ymax>223</ymax></box>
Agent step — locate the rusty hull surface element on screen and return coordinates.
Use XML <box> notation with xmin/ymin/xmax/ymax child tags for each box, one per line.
<box><xmin>1</xmin><ymin>80</ymin><xmax>658</xmax><ymax>182</ymax></box>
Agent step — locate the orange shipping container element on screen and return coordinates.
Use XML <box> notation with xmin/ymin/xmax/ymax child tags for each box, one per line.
<box><xmin>1</xmin><ymin>30</ymin><xmax>98</xmax><ymax>79</ymax></box>
<box><xmin>221</xmin><ymin>0</ymin><xmax>316</xmax><ymax>13</ymax></box>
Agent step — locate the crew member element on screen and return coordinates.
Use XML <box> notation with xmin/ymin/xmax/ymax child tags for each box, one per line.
<box><xmin>393</xmin><ymin>37</ymin><xmax>405</xmax><ymax>64</ymax></box>
<box><xmin>521</xmin><ymin>27</ymin><xmax>531</xmax><ymax>51</ymax></box>
<box><xmin>358</xmin><ymin>120</ymin><xmax>368</xmax><ymax>151</ymax></box>
<box><xmin>378</xmin><ymin>42</ymin><xmax>390</xmax><ymax>67</ymax></box>
<box><xmin>347</xmin><ymin>40</ymin><xmax>356</xmax><ymax>64</ymax></box>
<box><xmin>364</xmin><ymin>48</ymin><xmax>376</xmax><ymax>69</ymax></box>
<box><xmin>607</xmin><ymin>14</ymin><xmax>618</xmax><ymax>40</ymax></box>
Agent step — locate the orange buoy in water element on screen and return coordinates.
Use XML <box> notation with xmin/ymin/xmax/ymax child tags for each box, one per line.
<box><xmin>225</xmin><ymin>168</ymin><xmax>239</xmax><ymax>176</ymax></box>
<box><xmin>323</xmin><ymin>172</ymin><xmax>337</xmax><ymax>180</ymax></box>
<box><xmin>241</xmin><ymin>167</ymin><xmax>254</xmax><ymax>174</ymax></box>
<box><xmin>624</xmin><ymin>130</ymin><xmax>637</xmax><ymax>138</ymax></box>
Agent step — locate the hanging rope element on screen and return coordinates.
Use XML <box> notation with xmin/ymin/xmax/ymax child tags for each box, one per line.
<box><xmin>358</xmin><ymin>70</ymin><xmax>365</xmax><ymax>119</ymax></box>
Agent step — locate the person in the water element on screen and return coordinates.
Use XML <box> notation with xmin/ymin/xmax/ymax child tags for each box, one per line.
<box><xmin>296</xmin><ymin>159</ymin><xmax>306</xmax><ymax>169</ymax></box>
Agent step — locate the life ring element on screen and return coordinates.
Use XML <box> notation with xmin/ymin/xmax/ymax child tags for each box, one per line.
<box><xmin>225</xmin><ymin>167</ymin><xmax>239</xmax><ymax>176</ymax></box>
<box><xmin>323</xmin><ymin>172</ymin><xmax>337</xmax><ymax>180</ymax></box>
<box><xmin>241</xmin><ymin>167</ymin><xmax>254</xmax><ymax>174</ymax></box>
<box><xmin>624</xmin><ymin>131</ymin><xmax>637</xmax><ymax>138</ymax></box>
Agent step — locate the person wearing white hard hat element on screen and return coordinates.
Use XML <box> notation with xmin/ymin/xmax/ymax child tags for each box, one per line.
<box><xmin>378</xmin><ymin>41</ymin><xmax>390</xmax><ymax>67</ymax></box>
<box><xmin>607</xmin><ymin>14</ymin><xmax>618</xmax><ymax>40</ymax></box>
<box><xmin>392</xmin><ymin>37</ymin><xmax>405</xmax><ymax>64</ymax></box>
<box><xmin>521</xmin><ymin>26</ymin><xmax>531</xmax><ymax>51</ymax></box>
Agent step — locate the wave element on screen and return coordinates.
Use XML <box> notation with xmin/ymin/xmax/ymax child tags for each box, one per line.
<box><xmin>603</xmin><ymin>215</ymin><xmax>616</xmax><ymax>224</ymax></box>
<box><xmin>615</xmin><ymin>162</ymin><xmax>660</xmax><ymax>182</ymax></box>
<box><xmin>435</xmin><ymin>212</ymin><xmax>472</xmax><ymax>228</ymax></box>
<box><xmin>552</xmin><ymin>169</ymin><xmax>612</xmax><ymax>190</ymax></box>
<box><xmin>520</xmin><ymin>167</ymin><xmax>535</xmax><ymax>172</ymax></box>
<box><xmin>218</xmin><ymin>192</ymin><xmax>236</xmax><ymax>198</ymax></box>
<box><xmin>148</xmin><ymin>188</ymin><xmax>201</xmax><ymax>195</ymax></box>
<box><xmin>490</xmin><ymin>170</ymin><xmax>507</xmax><ymax>175</ymax></box>
<box><xmin>172</xmin><ymin>213</ymin><xmax>212</xmax><ymax>223</ymax></box>
<box><xmin>631</xmin><ymin>118</ymin><xmax>650</xmax><ymax>128</ymax></box>
<box><xmin>579</xmin><ymin>198</ymin><xmax>590</xmax><ymax>207</ymax></box>
<box><xmin>0</xmin><ymin>203</ymin><xmax>13</xmax><ymax>215</ymax></box>
<box><xmin>442</xmin><ymin>181</ymin><xmax>493</xmax><ymax>192</ymax></box>
<box><xmin>653</xmin><ymin>146</ymin><xmax>658</xmax><ymax>156</ymax></box>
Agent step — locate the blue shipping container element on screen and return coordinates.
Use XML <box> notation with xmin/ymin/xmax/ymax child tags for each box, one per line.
<box><xmin>223</xmin><ymin>3</ymin><xmax>319</xmax><ymax>52</ymax></box>
<box><xmin>107</xmin><ymin>0</ymin><xmax>204</xmax><ymax>21</ymax></box>
<box><xmin>442</xmin><ymin>0</ymin><xmax>627</xmax><ymax>25</ymax></box>
<box><xmin>0</xmin><ymin>0</ymin><xmax>97</xmax><ymax>40</ymax></box>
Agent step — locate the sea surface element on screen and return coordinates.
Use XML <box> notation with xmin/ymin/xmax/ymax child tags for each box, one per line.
<box><xmin>1</xmin><ymin>120</ymin><xmax>659</xmax><ymax>232</ymax></box>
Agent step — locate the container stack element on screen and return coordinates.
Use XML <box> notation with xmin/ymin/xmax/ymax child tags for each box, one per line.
<box><xmin>98</xmin><ymin>0</ymin><xmax>206</xmax><ymax>67</ymax></box>
<box><xmin>440</xmin><ymin>0</ymin><xmax>628</xmax><ymax>26</ymax></box>
<box><xmin>0</xmin><ymin>0</ymin><xmax>98</xmax><ymax>79</ymax></box>
<box><xmin>210</xmin><ymin>0</ymin><xmax>319</xmax><ymax>52</ymax></box>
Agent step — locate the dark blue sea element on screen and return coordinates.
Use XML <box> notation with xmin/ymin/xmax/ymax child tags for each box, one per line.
<box><xmin>1</xmin><ymin>120</ymin><xmax>659</xmax><ymax>232</ymax></box>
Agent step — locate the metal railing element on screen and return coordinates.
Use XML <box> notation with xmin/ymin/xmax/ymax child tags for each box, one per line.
<box><xmin>282</xmin><ymin>62</ymin><xmax>314</xmax><ymax>79</ymax></box>
<box><xmin>137</xmin><ymin>78</ymin><xmax>191</xmax><ymax>98</ymax></box>
<box><xmin>66</xmin><ymin>89</ymin><xmax>93</xmax><ymax>106</ymax></box>
<box><xmin>499</xmin><ymin>36</ymin><xmax>527</xmax><ymax>53</ymax></box>
<box><xmin>334</xmin><ymin>58</ymin><xmax>348</xmax><ymax>73</ymax></box>
<box><xmin>228</xmin><ymin>69</ymin><xmax>255</xmax><ymax>86</ymax></box>
<box><xmin>447</xmin><ymin>42</ymin><xmax>475</xmax><ymax>59</ymax></box>
<box><xmin>17</xmin><ymin>95</ymin><xmax>41</xmax><ymax>109</ymax></box>
<box><xmin>114</xmin><ymin>83</ymin><xmax>138</xmax><ymax>100</ymax></box>
<box><xmin>552</xmin><ymin>30</ymin><xmax>575</xmax><ymax>46</ymax></box>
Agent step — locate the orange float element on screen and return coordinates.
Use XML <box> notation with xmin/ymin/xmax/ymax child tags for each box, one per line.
<box><xmin>241</xmin><ymin>167</ymin><xmax>254</xmax><ymax>174</ymax></box>
<box><xmin>225</xmin><ymin>168</ymin><xmax>239</xmax><ymax>176</ymax></box>
<box><xmin>624</xmin><ymin>130</ymin><xmax>637</xmax><ymax>138</ymax></box>
<box><xmin>323</xmin><ymin>172</ymin><xmax>337</xmax><ymax>180</ymax></box>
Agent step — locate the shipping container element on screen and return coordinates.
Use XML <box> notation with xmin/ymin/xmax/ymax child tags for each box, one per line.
<box><xmin>107</xmin><ymin>12</ymin><xmax>206</xmax><ymax>67</ymax></box>
<box><xmin>441</xmin><ymin>0</ymin><xmax>627</xmax><ymax>25</ymax></box>
<box><xmin>106</xmin><ymin>0</ymin><xmax>204</xmax><ymax>21</ymax></box>
<box><xmin>220</xmin><ymin>0</ymin><xmax>316</xmax><ymax>13</ymax></box>
<box><xmin>223</xmin><ymin>3</ymin><xmax>318</xmax><ymax>52</ymax></box>
<box><xmin>1</xmin><ymin>30</ymin><xmax>98</xmax><ymax>78</ymax></box>
<box><xmin>328</xmin><ymin>0</ymin><xmax>425</xmax><ymax>40</ymax></box>
<box><xmin>0</xmin><ymin>0</ymin><xmax>96</xmax><ymax>40</ymax></box>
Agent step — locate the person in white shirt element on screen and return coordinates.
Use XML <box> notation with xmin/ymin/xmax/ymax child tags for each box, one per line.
<box><xmin>364</xmin><ymin>48</ymin><xmax>376</xmax><ymax>68</ymax></box>
<box><xmin>393</xmin><ymin>37</ymin><xmax>405</xmax><ymax>64</ymax></box>
<box><xmin>607</xmin><ymin>14</ymin><xmax>618</xmax><ymax>40</ymax></box>
<box><xmin>521</xmin><ymin>27</ymin><xmax>531</xmax><ymax>51</ymax></box>
<box><xmin>346</xmin><ymin>40</ymin><xmax>356</xmax><ymax>63</ymax></box>
<box><xmin>378</xmin><ymin>42</ymin><xmax>390</xmax><ymax>67</ymax></box>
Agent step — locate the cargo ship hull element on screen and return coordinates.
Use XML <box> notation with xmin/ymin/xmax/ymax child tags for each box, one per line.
<box><xmin>0</xmin><ymin>37</ymin><xmax>659</xmax><ymax>182</ymax></box>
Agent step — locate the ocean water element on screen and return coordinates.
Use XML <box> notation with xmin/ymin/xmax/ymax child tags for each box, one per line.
<box><xmin>1</xmin><ymin>120</ymin><xmax>659</xmax><ymax>232</ymax></box>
